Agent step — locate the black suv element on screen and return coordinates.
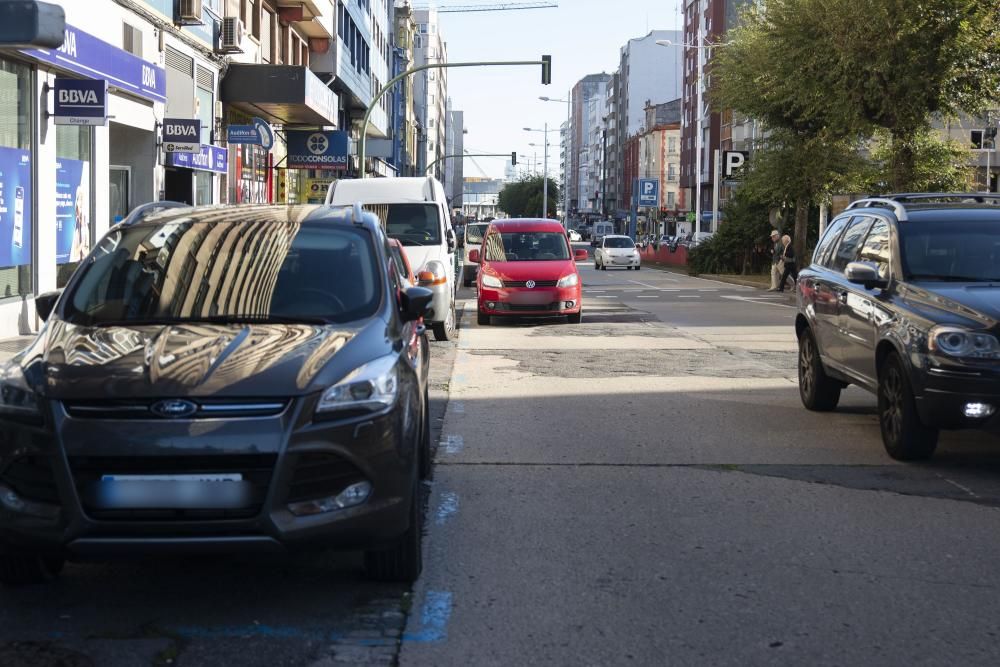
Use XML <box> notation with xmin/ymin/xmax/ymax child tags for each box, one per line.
<box><xmin>796</xmin><ymin>194</ymin><xmax>1000</xmax><ymax>460</ymax></box>
<box><xmin>0</xmin><ymin>205</ymin><xmax>434</xmax><ymax>584</ymax></box>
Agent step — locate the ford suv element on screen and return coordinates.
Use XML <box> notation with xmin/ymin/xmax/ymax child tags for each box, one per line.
<box><xmin>0</xmin><ymin>204</ymin><xmax>433</xmax><ymax>584</ymax></box>
<box><xmin>795</xmin><ymin>194</ymin><xmax>1000</xmax><ymax>460</ymax></box>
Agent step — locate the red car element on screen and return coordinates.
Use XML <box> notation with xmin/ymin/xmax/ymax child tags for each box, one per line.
<box><xmin>469</xmin><ymin>219</ymin><xmax>588</xmax><ymax>325</ymax></box>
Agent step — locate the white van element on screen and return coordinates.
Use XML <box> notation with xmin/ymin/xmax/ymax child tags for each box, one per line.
<box><xmin>327</xmin><ymin>177</ymin><xmax>458</xmax><ymax>340</ymax></box>
<box><xmin>591</xmin><ymin>221</ymin><xmax>616</xmax><ymax>247</ymax></box>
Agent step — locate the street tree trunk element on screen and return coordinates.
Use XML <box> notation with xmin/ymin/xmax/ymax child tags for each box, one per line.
<box><xmin>794</xmin><ymin>199</ymin><xmax>809</xmax><ymax>270</ymax></box>
<box><xmin>891</xmin><ymin>132</ymin><xmax>916</xmax><ymax>192</ymax></box>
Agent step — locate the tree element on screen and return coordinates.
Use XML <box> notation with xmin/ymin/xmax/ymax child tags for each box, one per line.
<box><xmin>863</xmin><ymin>128</ymin><xmax>975</xmax><ymax>194</ymax></box>
<box><xmin>497</xmin><ymin>176</ymin><xmax>560</xmax><ymax>218</ymax></box>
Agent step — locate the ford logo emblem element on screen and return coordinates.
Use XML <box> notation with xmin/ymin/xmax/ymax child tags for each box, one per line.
<box><xmin>526</xmin><ymin>280</ymin><xmax>536</xmax><ymax>289</ymax></box>
<box><xmin>150</xmin><ymin>399</ymin><xmax>198</xmax><ymax>419</ymax></box>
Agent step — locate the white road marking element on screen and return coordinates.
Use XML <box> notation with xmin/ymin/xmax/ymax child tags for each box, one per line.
<box><xmin>678</xmin><ymin>295</ymin><xmax>700</xmax><ymax>299</ymax></box>
<box><xmin>636</xmin><ymin>295</ymin><xmax>659</xmax><ymax>298</ymax></box>
<box><xmin>721</xmin><ymin>295</ymin><xmax>797</xmax><ymax>309</ymax></box>
<box><xmin>628</xmin><ymin>279</ymin><xmax>664</xmax><ymax>289</ymax></box>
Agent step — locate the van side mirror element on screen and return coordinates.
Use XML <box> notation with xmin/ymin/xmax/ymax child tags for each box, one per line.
<box><xmin>35</xmin><ymin>290</ymin><xmax>61</xmax><ymax>322</ymax></box>
<box><xmin>468</xmin><ymin>249</ymin><xmax>480</xmax><ymax>264</ymax></box>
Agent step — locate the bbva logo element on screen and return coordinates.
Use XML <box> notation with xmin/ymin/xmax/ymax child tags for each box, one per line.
<box><xmin>58</xmin><ymin>89</ymin><xmax>99</xmax><ymax>105</ymax></box>
<box><xmin>166</xmin><ymin>124</ymin><xmax>197</xmax><ymax>137</ymax></box>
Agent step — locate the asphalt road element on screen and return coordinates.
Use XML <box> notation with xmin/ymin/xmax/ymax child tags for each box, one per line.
<box><xmin>6</xmin><ymin>254</ymin><xmax>1000</xmax><ymax>666</ymax></box>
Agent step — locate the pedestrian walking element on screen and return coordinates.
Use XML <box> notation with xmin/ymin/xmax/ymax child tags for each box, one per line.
<box><xmin>777</xmin><ymin>234</ymin><xmax>798</xmax><ymax>292</ymax></box>
<box><xmin>767</xmin><ymin>230</ymin><xmax>783</xmax><ymax>291</ymax></box>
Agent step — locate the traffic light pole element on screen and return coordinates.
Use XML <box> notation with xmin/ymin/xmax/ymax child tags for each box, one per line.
<box><xmin>358</xmin><ymin>58</ymin><xmax>550</xmax><ymax>179</ymax></box>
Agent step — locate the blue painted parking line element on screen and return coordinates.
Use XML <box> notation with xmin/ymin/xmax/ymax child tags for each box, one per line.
<box><xmin>402</xmin><ymin>591</ymin><xmax>453</xmax><ymax>643</ymax></box>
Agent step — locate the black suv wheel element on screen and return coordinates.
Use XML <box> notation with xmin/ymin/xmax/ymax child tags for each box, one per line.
<box><xmin>0</xmin><ymin>554</ymin><xmax>64</xmax><ymax>586</ymax></box>
<box><xmin>364</xmin><ymin>478</ymin><xmax>423</xmax><ymax>583</ymax></box>
<box><xmin>798</xmin><ymin>328</ymin><xmax>841</xmax><ymax>411</ymax></box>
<box><xmin>878</xmin><ymin>353</ymin><xmax>939</xmax><ymax>461</ymax></box>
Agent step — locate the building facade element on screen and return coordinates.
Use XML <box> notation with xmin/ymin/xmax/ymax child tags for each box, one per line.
<box><xmin>412</xmin><ymin>8</ymin><xmax>448</xmax><ymax>181</ymax></box>
<box><xmin>568</xmin><ymin>73</ymin><xmax>611</xmax><ymax>214</ymax></box>
<box><xmin>444</xmin><ymin>101</ymin><xmax>464</xmax><ymax>207</ymax></box>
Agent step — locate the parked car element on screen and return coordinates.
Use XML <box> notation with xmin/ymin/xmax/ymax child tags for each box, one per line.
<box><xmin>591</xmin><ymin>221</ymin><xmax>616</xmax><ymax>247</ymax></box>
<box><xmin>689</xmin><ymin>231</ymin><xmax>714</xmax><ymax>249</ymax></box>
<box><xmin>577</xmin><ymin>225</ymin><xmax>592</xmax><ymax>241</ymax></box>
<box><xmin>469</xmin><ymin>219</ymin><xmax>588</xmax><ymax>325</ymax></box>
<box><xmin>0</xmin><ymin>205</ymin><xmax>434</xmax><ymax>585</ymax></box>
<box><xmin>595</xmin><ymin>235</ymin><xmax>641</xmax><ymax>271</ymax></box>
<box><xmin>461</xmin><ymin>221</ymin><xmax>490</xmax><ymax>286</ymax></box>
<box><xmin>327</xmin><ymin>176</ymin><xmax>458</xmax><ymax>341</ymax></box>
<box><xmin>567</xmin><ymin>229</ymin><xmax>582</xmax><ymax>242</ymax></box>
<box><xmin>659</xmin><ymin>234</ymin><xmax>675</xmax><ymax>248</ymax></box>
<box><xmin>669</xmin><ymin>234</ymin><xmax>691</xmax><ymax>252</ymax></box>
<box><xmin>795</xmin><ymin>193</ymin><xmax>1000</xmax><ymax>461</ymax></box>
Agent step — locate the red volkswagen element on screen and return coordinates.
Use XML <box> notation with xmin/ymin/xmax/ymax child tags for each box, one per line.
<box><xmin>469</xmin><ymin>219</ymin><xmax>588</xmax><ymax>325</ymax></box>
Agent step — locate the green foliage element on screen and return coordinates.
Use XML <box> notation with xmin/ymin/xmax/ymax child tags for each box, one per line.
<box><xmin>863</xmin><ymin>128</ymin><xmax>975</xmax><ymax>193</ymax></box>
<box><xmin>497</xmin><ymin>176</ymin><xmax>560</xmax><ymax>218</ymax></box>
<box><xmin>688</xmin><ymin>191</ymin><xmax>774</xmax><ymax>275</ymax></box>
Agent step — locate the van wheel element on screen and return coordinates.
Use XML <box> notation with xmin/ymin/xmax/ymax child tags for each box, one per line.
<box><xmin>364</xmin><ymin>479</ymin><xmax>423</xmax><ymax>583</ymax></box>
<box><xmin>0</xmin><ymin>554</ymin><xmax>64</xmax><ymax>586</ymax></box>
<box><xmin>433</xmin><ymin>301</ymin><xmax>456</xmax><ymax>341</ymax></box>
<box><xmin>879</xmin><ymin>353</ymin><xmax>939</xmax><ymax>461</ymax></box>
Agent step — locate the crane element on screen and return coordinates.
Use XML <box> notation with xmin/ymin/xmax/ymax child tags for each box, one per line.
<box><xmin>412</xmin><ymin>2</ymin><xmax>557</xmax><ymax>12</ymax></box>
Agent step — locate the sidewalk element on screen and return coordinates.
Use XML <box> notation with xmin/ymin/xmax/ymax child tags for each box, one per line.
<box><xmin>0</xmin><ymin>335</ymin><xmax>36</xmax><ymax>363</ymax></box>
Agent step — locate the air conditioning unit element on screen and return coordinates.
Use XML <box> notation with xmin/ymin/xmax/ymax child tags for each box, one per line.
<box><xmin>177</xmin><ymin>0</ymin><xmax>204</xmax><ymax>25</ymax></box>
<box><xmin>217</xmin><ymin>17</ymin><xmax>244</xmax><ymax>54</ymax></box>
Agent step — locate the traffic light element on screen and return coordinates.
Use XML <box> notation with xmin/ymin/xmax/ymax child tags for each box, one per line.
<box><xmin>541</xmin><ymin>55</ymin><xmax>551</xmax><ymax>85</ymax></box>
<box><xmin>0</xmin><ymin>0</ymin><xmax>65</xmax><ymax>48</ymax></box>
<box><xmin>511</xmin><ymin>152</ymin><xmax>517</xmax><ymax>166</ymax></box>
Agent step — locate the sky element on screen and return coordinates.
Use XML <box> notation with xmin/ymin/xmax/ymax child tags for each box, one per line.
<box><xmin>434</xmin><ymin>0</ymin><xmax>684</xmax><ymax>180</ymax></box>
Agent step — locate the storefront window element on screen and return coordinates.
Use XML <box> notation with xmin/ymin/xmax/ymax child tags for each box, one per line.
<box><xmin>55</xmin><ymin>123</ymin><xmax>94</xmax><ymax>288</ymax></box>
<box><xmin>0</xmin><ymin>58</ymin><xmax>32</xmax><ymax>299</ymax></box>
<box><xmin>195</xmin><ymin>172</ymin><xmax>213</xmax><ymax>205</ymax></box>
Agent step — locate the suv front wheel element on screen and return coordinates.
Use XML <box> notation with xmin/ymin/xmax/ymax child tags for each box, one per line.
<box><xmin>798</xmin><ymin>328</ymin><xmax>841</xmax><ymax>411</ymax></box>
<box><xmin>878</xmin><ymin>353</ymin><xmax>939</xmax><ymax>461</ymax></box>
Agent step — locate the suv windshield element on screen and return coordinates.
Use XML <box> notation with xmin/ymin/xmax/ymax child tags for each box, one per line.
<box><xmin>379</xmin><ymin>204</ymin><xmax>441</xmax><ymax>246</ymax></box>
<box><xmin>485</xmin><ymin>232</ymin><xmax>570</xmax><ymax>261</ymax></box>
<box><xmin>604</xmin><ymin>237</ymin><xmax>634</xmax><ymax>249</ymax></box>
<box><xmin>63</xmin><ymin>220</ymin><xmax>381</xmax><ymax>326</ymax></box>
<box><xmin>465</xmin><ymin>224</ymin><xmax>488</xmax><ymax>244</ymax></box>
<box><xmin>900</xmin><ymin>219</ymin><xmax>1000</xmax><ymax>281</ymax></box>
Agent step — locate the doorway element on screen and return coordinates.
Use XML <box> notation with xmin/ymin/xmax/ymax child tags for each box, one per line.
<box><xmin>164</xmin><ymin>167</ymin><xmax>194</xmax><ymax>205</ymax></box>
<box><xmin>109</xmin><ymin>166</ymin><xmax>130</xmax><ymax>225</ymax></box>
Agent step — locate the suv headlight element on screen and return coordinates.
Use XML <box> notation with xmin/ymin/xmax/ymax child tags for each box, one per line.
<box><xmin>0</xmin><ymin>361</ymin><xmax>39</xmax><ymax>417</ymax></box>
<box><xmin>556</xmin><ymin>273</ymin><xmax>579</xmax><ymax>288</ymax></box>
<box><xmin>928</xmin><ymin>326</ymin><xmax>1000</xmax><ymax>360</ymax></box>
<box><xmin>316</xmin><ymin>355</ymin><xmax>399</xmax><ymax>418</ymax></box>
<box><xmin>481</xmin><ymin>274</ymin><xmax>503</xmax><ymax>289</ymax></box>
<box><xmin>417</xmin><ymin>260</ymin><xmax>448</xmax><ymax>286</ymax></box>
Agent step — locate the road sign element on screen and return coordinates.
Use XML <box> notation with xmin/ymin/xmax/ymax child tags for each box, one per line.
<box><xmin>162</xmin><ymin>118</ymin><xmax>199</xmax><ymax>153</ymax></box>
<box><xmin>723</xmin><ymin>151</ymin><xmax>749</xmax><ymax>178</ymax></box>
<box><xmin>638</xmin><ymin>178</ymin><xmax>659</xmax><ymax>207</ymax></box>
<box><xmin>53</xmin><ymin>78</ymin><xmax>106</xmax><ymax>126</ymax></box>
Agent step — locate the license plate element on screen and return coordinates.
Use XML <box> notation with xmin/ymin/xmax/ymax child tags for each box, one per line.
<box><xmin>100</xmin><ymin>473</ymin><xmax>243</xmax><ymax>482</ymax></box>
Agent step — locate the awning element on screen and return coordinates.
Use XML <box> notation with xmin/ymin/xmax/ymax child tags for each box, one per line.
<box><xmin>221</xmin><ymin>64</ymin><xmax>337</xmax><ymax>127</ymax></box>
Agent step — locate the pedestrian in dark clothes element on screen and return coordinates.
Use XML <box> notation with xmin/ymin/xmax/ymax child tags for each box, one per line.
<box><xmin>777</xmin><ymin>234</ymin><xmax>798</xmax><ymax>292</ymax></box>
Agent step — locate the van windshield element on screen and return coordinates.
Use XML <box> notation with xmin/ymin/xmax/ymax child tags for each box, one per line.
<box><xmin>379</xmin><ymin>204</ymin><xmax>442</xmax><ymax>246</ymax></box>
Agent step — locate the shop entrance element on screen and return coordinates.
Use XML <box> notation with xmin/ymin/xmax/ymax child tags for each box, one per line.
<box><xmin>164</xmin><ymin>167</ymin><xmax>194</xmax><ymax>204</ymax></box>
<box><xmin>109</xmin><ymin>166</ymin><xmax>130</xmax><ymax>225</ymax></box>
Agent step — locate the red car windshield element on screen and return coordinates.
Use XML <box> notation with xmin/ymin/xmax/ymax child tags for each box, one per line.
<box><xmin>485</xmin><ymin>232</ymin><xmax>570</xmax><ymax>262</ymax></box>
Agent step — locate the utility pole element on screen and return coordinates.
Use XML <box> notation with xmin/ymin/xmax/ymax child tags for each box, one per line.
<box><xmin>601</xmin><ymin>128</ymin><xmax>608</xmax><ymax>218</ymax></box>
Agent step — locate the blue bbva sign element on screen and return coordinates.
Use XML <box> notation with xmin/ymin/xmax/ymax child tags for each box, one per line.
<box><xmin>227</xmin><ymin>117</ymin><xmax>274</xmax><ymax>149</ymax></box>
<box><xmin>53</xmin><ymin>78</ymin><xmax>107</xmax><ymax>126</ymax></box>
<box><xmin>638</xmin><ymin>178</ymin><xmax>660</xmax><ymax>207</ymax></box>
<box><xmin>23</xmin><ymin>25</ymin><xmax>166</xmax><ymax>104</ymax></box>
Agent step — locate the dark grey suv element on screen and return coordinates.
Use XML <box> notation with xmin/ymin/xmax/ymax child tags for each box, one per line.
<box><xmin>0</xmin><ymin>205</ymin><xmax>433</xmax><ymax>584</ymax></box>
<box><xmin>795</xmin><ymin>194</ymin><xmax>1000</xmax><ymax>460</ymax></box>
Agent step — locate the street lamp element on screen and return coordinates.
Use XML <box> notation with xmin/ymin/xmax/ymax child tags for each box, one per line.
<box><xmin>540</xmin><ymin>94</ymin><xmax>571</xmax><ymax>223</ymax></box>
<box><xmin>525</xmin><ymin>125</ymin><xmax>551</xmax><ymax>219</ymax></box>
<box><xmin>657</xmin><ymin>37</ymin><xmax>732</xmax><ymax>235</ymax></box>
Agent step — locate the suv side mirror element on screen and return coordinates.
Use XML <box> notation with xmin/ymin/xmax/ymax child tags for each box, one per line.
<box><xmin>468</xmin><ymin>249</ymin><xmax>480</xmax><ymax>264</ymax></box>
<box><xmin>845</xmin><ymin>261</ymin><xmax>887</xmax><ymax>289</ymax></box>
<box><xmin>401</xmin><ymin>286</ymin><xmax>434</xmax><ymax>322</ymax></box>
<box><xmin>35</xmin><ymin>290</ymin><xmax>61</xmax><ymax>322</ymax></box>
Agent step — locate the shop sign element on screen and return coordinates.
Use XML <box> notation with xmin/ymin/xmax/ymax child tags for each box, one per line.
<box><xmin>55</xmin><ymin>158</ymin><xmax>91</xmax><ymax>265</ymax></box>
<box><xmin>285</xmin><ymin>130</ymin><xmax>348</xmax><ymax>170</ymax></box>
<box><xmin>0</xmin><ymin>147</ymin><xmax>32</xmax><ymax>267</ymax></box>
<box><xmin>301</xmin><ymin>177</ymin><xmax>334</xmax><ymax>204</ymax></box>
<box><xmin>166</xmin><ymin>144</ymin><xmax>228</xmax><ymax>174</ymax></box>
<box><xmin>53</xmin><ymin>78</ymin><xmax>106</xmax><ymax>126</ymax></box>
<box><xmin>162</xmin><ymin>118</ymin><xmax>200</xmax><ymax>153</ymax></box>
<box><xmin>227</xmin><ymin>117</ymin><xmax>274</xmax><ymax>149</ymax></box>
<box><xmin>22</xmin><ymin>24</ymin><xmax>165</xmax><ymax>104</ymax></box>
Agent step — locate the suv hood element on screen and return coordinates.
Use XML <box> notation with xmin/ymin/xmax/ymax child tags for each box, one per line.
<box><xmin>26</xmin><ymin>318</ymin><xmax>381</xmax><ymax>401</ymax></box>
<box><xmin>484</xmin><ymin>260</ymin><xmax>576</xmax><ymax>282</ymax></box>
<box><xmin>905</xmin><ymin>283</ymin><xmax>1000</xmax><ymax>327</ymax></box>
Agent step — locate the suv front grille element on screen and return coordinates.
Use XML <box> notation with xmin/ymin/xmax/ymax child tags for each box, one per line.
<box><xmin>286</xmin><ymin>453</ymin><xmax>366</xmax><ymax>504</ymax></box>
<box><xmin>69</xmin><ymin>455</ymin><xmax>277</xmax><ymax>521</ymax></box>
<box><xmin>503</xmin><ymin>280</ymin><xmax>559</xmax><ymax>288</ymax></box>
<box><xmin>0</xmin><ymin>455</ymin><xmax>59</xmax><ymax>504</ymax></box>
<box><xmin>63</xmin><ymin>399</ymin><xmax>288</xmax><ymax>420</ymax></box>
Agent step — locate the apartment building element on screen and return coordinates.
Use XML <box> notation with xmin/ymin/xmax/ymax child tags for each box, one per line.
<box><xmin>412</xmin><ymin>8</ymin><xmax>448</xmax><ymax>181</ymax></box>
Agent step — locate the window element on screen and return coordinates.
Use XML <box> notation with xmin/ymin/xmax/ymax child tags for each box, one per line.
<box><xmin>858</xmin><ymin>218</ymin><xmax>892</xmax><ymax>280</ymax></box>
<box><xmin>828</xmin><ymin>217</ymin><xmax>874</xmax><ymax>272</ymax></box>
<box><xmin>261</xmin><ymin>8</ymin><xmax>273</xmax><ymax>62</ymax></box>
<box><xmin>899</xmin><ymin>218</ymin><xmax>1000</xmax><ymax>282</ymax></box>
<box><xmin>668</xmin><ymin>136</ymin><xmax>677</xmax><ymax>153</ymax></box>
<box><xmin>55</xmin><ymin>124</ymin><xmax>94</xmax><ymax>288</ymax></box>
<box><xmin>383</xmin><ymin>204</ymin><xmax>441</xmax><ymax>245</ymax></box>
<box><xmin>0</xmin><ymin>58</ymin><xmax>32</xmax><ymax>298</ymax></box>
<box><xmin>812</xmin><ymin>216</ymin><xmax>850</xmax><ymax>266</ymax></box>
<box><xmin>666</xmin><ymin>191</ymin><xmax>675</xmax><ymax>207</ymax></box>
<box><xmin>122</xmin><ymin>22</ymin><xmax>143</xmax><ymax>57</ymax></box>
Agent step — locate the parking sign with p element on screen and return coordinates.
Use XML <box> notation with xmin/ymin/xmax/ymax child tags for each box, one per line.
<box><xmin>638</xmin><ymin>178</ymin><xmax>659</xmax><ymax>207</ymax></box>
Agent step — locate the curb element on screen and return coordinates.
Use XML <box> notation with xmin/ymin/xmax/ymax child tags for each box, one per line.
<box><xmin>699</xmin><ymin>274</ymin><xmax>770</xmax><ymax>290</ymax></box>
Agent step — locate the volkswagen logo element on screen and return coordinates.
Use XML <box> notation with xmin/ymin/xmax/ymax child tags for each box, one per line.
<box><xmin>150</xmin><ymin>399</ymin><xmax>198</xmax><ymax>419</ymax></box>
<box><xmin>525</xmin><ymin>280</ymin><xmax>536</xmax><ymax>289</ymax></box>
